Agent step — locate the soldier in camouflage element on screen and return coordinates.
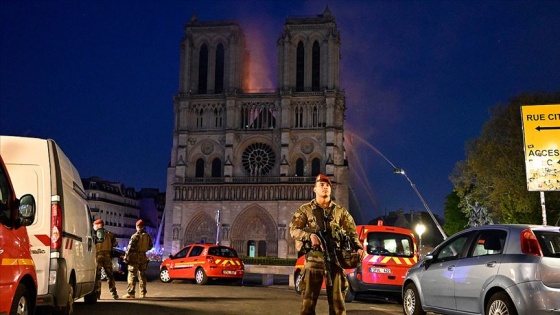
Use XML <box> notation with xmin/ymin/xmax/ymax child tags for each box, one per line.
<box><xmin>290</xmin><ymin>174</ymin><xmax>364</xmax><ymax>315</ymax></box>
<box><xmin>122</xmin><ymin>219</ymin><xmax>153</xmax><ymax>299</ymax></box>
<box><xmin>93</xmin><ymin>219</ymin><xmax>119</xmax><ymax>299</ymax></box>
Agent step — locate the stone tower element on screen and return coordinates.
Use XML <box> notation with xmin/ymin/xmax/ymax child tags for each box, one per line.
<box><xmin>163</xmin><ymin>7</ymin><xmax>348</xmax><ymax>258</ymax></box>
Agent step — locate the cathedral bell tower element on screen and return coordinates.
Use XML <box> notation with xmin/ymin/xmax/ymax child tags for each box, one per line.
<box><xmin>163</xmin><ymin>7</ymin><xmax>349</xmax><ymax>259</ymax></box>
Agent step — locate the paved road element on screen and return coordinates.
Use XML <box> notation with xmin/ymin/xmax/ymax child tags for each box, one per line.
<box><xmin>73</xmin><ymin>262</ymin><xmax>403</xmax><ymax>315</ymax></box>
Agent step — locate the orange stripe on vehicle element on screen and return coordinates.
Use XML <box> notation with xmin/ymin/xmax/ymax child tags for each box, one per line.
<box><xmin>1</xmin><ymin>258</ymin><xmax>35</xmax><ymax>266</ymax></box>
<box><xmin>403</xmin><ymin>258</ymin><xmax>417</xmax><ymax>265</ymax></box>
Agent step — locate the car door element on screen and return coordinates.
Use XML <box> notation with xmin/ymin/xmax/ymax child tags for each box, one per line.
<box><xmin>453</xmin><ymin>229</ymin><xmax>506</xmax><ymax>313</ymax></box>
<box><xmin>168</xmin><ymin>246</ymin><xmax>191</xmax><ymax>279</ymax></box>
<box><xmin>420</xmin><ymin>232</ymin><xmax>472</xmax><ymax>311</ymax></box>
<box><xmin>184</xmin><ymin>245</ymin><xmax>205</xmax><ymax>279</ymax></box>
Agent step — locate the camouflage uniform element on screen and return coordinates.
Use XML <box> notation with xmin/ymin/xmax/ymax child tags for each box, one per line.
<box><xmin>290</xmin><ymin>199</ymin><xmax>362</xmax><ymax>315</ymax></box>
<box><xmin>95</xmin><ymin>229</ymin><xmax>119</xmax><ymax>299</ymax></box>
<box><xmin>124</xmin><ymin>228</ymin><xmax>153</xmax><ymax>298</ymax></box>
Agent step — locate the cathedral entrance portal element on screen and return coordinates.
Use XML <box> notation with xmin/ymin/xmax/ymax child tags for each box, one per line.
<box><xmin>231</xmin><ymin>205</ymin><xmax>277</xmax><ymax>257</ymax></box>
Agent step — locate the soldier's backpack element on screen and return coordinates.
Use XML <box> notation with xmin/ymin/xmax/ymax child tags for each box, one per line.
<box><xmin>137</xmin><ymin>233</ymin><xmax>152</xmax><ymax>252</ymax></box>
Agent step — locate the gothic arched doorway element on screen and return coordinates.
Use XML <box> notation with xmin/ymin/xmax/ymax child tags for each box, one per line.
<box><xmin>230</xmin><ymin>204</ymin><xmax>277</xmax><ymax>257</ymax></box>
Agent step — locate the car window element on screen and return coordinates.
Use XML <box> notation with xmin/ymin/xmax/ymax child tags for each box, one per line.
<box><xmin>366</xmin><ymin>232</ymin><xmax>415</xmax><ymax>257</ymax></box>
<box><xmin>435</xmin><ymin>233</ymin><xmax>470</xmax><ymax>262</ymax></box>
<box><xmin>189</xmin><ymin>246</ymin><xmax>204</xmax><ymax>257</ymax></box>
<box><xmin>208</xmin><ymin>246</ymin><xmax>238</xmax><ymax>257</ymax></box>
<box><xmin>534</xmin><ymin>230</ymin><xmax>560</xmax><ymax>258</ymax></box>
<box><xmin>470</xmin><ymin>230</ymin><xmax>507</xmax><ymax>257</ymax></box>
<box><xmin>0</xmin><ymin>163</ymin><xmax>13</xmax><ymax>224</ymax></box>
<box><xmin>175</xmin><ymin>246</ymin><xmax>191</xmax><ymax>259</ymax></box>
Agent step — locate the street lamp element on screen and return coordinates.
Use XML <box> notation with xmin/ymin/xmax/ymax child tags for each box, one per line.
<box><xmin>393</xmin><ymin>168</ymin><xmax>447</xmax><ymax>240</ymax></box>
<box><xmin>415</xmin><ymin>223</ymin><xmax>426</xmax><ymax>258</ymax></box>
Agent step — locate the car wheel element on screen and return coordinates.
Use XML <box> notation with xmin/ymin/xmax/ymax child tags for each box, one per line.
<box><xmin>402</xmin><ymin>283</ymin><xmax>426</xmax><ymax>315</ymax></box>
<box><xmin>58</xmin><ymin>279</ymin><xmax>75</xmax><ymax>315</ymax></box>
<box><xmin>486</xmin><ymin>291</ymin><xmax>517</xmax><ymax>315</ymax></box>
<box><xmin>159</xmin><ymin>268</ymin><xmax>172</xmax><ymax>283</ymax></box>
<box><xmin>195</xmin><ymin>268</ymin><xmax>208</xmax><ymax>285</ymax></box>
<box><xmin>294</xmin><ymin>270</ymin><xmax>303</xmax><ymax>294</ymax></box>
<box><xmin>83</xmin><ymin>287</ymin><xmax>97</xmax><ymax>304</ymax></box>
<box><xmin>10</xmin><ymin>284</ymin><xmax>33</xmax><ymax>315</ymax></box>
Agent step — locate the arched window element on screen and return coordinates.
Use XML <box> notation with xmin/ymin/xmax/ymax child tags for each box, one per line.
<box><xmin>215</xmin><ymin>43</ymin><xmax>225</xmax><ymax>94</ymax></box>
<box><xmin>196</xmin><ymin>108</ymin><xmax>204</xmax><ymax>128</ymax></box>
<box><xmin>295</xmin><ymin>158</ymin><xmax>304</xmax><ymax>176</ymax></box>
<box><xmin>214</xmin><ymin>108</ymin><xmax>223</xmax><ymax>128</ymax></box>
<box><xmin>311</xmin><ymin>158</ymin><xmax>321</xmax><ymax>176</ymax></box>
<box><xmin>296</xmin><ymin>42</ymin><xmax>304</xmax><ymax>92</ymax></box>
<box><xmin>211</xmin><ymin>158</ymin><xmax>222</xmax><ymax>177</ymax></box>
<box><xmin>198</xmin><ymin>44</ymin><xmax>208</xmax><ymax>94</ymax></box>
<box><xmin>195</xmin><ymin>158</ymin><xmax>205</xmax><ymax>177</ymax></box>
<box><xmin>312</xmin><ymin>41</ymin><xmax>320</xmax><ymax>91</ymax></box>
<box><xmin>295</xmin><ymin>105</ymin><xmax>303</xmax><ymax>128</ymax></box>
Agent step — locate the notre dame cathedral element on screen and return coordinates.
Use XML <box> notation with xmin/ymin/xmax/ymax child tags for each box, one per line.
<box><xmin>163</xmin><ymin>7</ymin><xmax>349</xmax><ymax>258</ymax></box>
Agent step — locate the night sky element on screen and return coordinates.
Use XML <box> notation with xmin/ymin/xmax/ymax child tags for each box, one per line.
<box><xmin>1</xmin><ymin>0</ymin><xmax>559</xmax><ymax>224</ymax></box>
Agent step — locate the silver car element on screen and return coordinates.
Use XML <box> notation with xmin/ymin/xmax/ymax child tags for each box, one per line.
<box><xmin>403</xmin><ymin>224</ymin><xmax>560</xmax><ymax>315</ymax></box>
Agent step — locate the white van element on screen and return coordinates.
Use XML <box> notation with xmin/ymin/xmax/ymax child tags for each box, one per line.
<box><xmin>0</xmin><ymin>136</ymin><xmax>97</xmax><ymax>314</ymax></box>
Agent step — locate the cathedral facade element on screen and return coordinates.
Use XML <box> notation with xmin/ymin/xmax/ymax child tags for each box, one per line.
<box><xmin>163</xmin><ymin>7</ymin><xmax>349</xmax><ymax>258</ymax></box>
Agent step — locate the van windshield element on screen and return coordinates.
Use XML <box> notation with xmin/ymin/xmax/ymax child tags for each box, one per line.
<box><xmin>366</xmin><ymin>232</ymin><xmax>414</xmax><ymax>257</ymax></box>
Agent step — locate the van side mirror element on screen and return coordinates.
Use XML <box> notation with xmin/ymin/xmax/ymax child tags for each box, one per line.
<box><xmin>18</xmin><ymin>194</ymin><xmax>36</xmax><ymax>226</ymax></box>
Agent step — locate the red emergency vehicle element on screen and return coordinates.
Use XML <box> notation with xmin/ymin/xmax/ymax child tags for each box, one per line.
<box><xmin>0</xmin><ymin>155</ymin><xmax>37</xmax><ymax>315</ymax></box>
<box><xmin>294</xmin><ymin>221</ymin><xmax>418</xmax><ymax>303</ymax></box>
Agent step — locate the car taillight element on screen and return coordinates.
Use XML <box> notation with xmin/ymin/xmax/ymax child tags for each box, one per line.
<box><xmin>206</xmin><ymin>256</ymin><xmax>215</xmax><ymax>264</ymax></box>
<box><xmin>520</xmin><ymin>229</ymin><xmax>543</xmax><ymax>257</ymax></box>
<box><xmin>51</xmin><ymin>202</ymin><xmax>63</xmax><ymax>250</ymax></box>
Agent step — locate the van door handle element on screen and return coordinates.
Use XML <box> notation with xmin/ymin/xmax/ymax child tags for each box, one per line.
<box><xmin>486</xmin><ymin>261</ymin><xmax>497</xmax><ymax>268</ymax></box>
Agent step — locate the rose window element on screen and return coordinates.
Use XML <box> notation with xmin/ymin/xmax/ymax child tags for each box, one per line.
<box><xmin>242</xmin><ymin>142</ymin><xmax>276</xmax><ymax>176</ymax></box>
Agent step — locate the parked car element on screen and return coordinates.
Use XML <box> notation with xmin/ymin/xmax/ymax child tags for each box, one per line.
<box><xmin>159</xmin><ymin>243</ymin><xmax>244</xmax><ymax>285</ymax></box>
<box><xmin>100</xmin><ymin>248</ymin><xmax>128</xmax><ymax>280</ymax></box>
<box><xmin>0</xmin><ymin>155</ymin><xmax>37</xmax><ymax>315</ymax></box>
<box><xmin>402</xmin><ymin>224</ymin><xmax>560</xmax><ymax>315</ymax></box>
<box><xmin>293</xmin><ymin>221</ymin><xmax>418</xmax><ymax>303</ymax></box>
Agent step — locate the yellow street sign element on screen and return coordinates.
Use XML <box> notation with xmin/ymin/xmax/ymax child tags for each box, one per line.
<box><xmin>521</xmin><ymin>104</ymin><xmax>560</xmax><ymax>191</ymax></box>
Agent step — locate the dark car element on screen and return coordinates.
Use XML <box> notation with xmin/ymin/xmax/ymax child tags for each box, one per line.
<box><xmin>100</xmin><ymin>248</ymin><xmax>128</xmax><ymax>280</ymax></box>
<box><xmin>403</xmin><ymin>224</ymin><xmax>560</xmax><ymax>315</ymax></box>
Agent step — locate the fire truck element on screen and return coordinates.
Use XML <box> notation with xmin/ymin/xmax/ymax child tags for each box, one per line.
<box><xmin>294</xmin><ymin>221</ymin><xmax>418</xmax><ymax>302</ymax></box>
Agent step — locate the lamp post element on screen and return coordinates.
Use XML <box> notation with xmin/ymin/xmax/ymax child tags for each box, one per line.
<box><xmin>393</xmin><ymin>168</ymin><xmax>447</xmax><ymax>240</ymax></box>
<box><xmin>415</xmin><ymin>223</ymin><xmax>426</xmax><ymax>258</ymax></box>
<box><xmin>215</xmin><ymin>209</ymin><xmax>221</xmax><ymax>245</ymax></box>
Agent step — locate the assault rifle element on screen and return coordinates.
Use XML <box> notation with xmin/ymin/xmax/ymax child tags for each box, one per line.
<box><xmin>311</xmin><ymin>207</ymin><xmax>335</xmax><ymax>290</ymax></box>
<box><xmin>314</xmin><ymin>229</ymin><xmax>333</xmax><ymax>288</ymax></box>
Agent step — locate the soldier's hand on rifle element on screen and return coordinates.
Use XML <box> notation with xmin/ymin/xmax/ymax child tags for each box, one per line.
<box><xmin>310</xmin><ymin>233</ymin><xmax>323</xmax><ymax>251</ymax></box>
<box><xmin>357</xmin><ymin>248</ymin><xmax>364</xmax><ymax>258</ymax></box>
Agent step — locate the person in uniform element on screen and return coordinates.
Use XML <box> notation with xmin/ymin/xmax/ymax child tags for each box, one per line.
<box><xmin>290</xmin><ymin>174</ymin><xmax>364</xmax><ymax>315</ymax></box>
<box><xmin>93</xmin><ymin>219</ymin><xmax>119</xmax><ymax>299</ymax></box>
<box><xmin>122</xmin><ymin>219</ymin><xmax>153</xmax><ymax>298</ymax></box>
